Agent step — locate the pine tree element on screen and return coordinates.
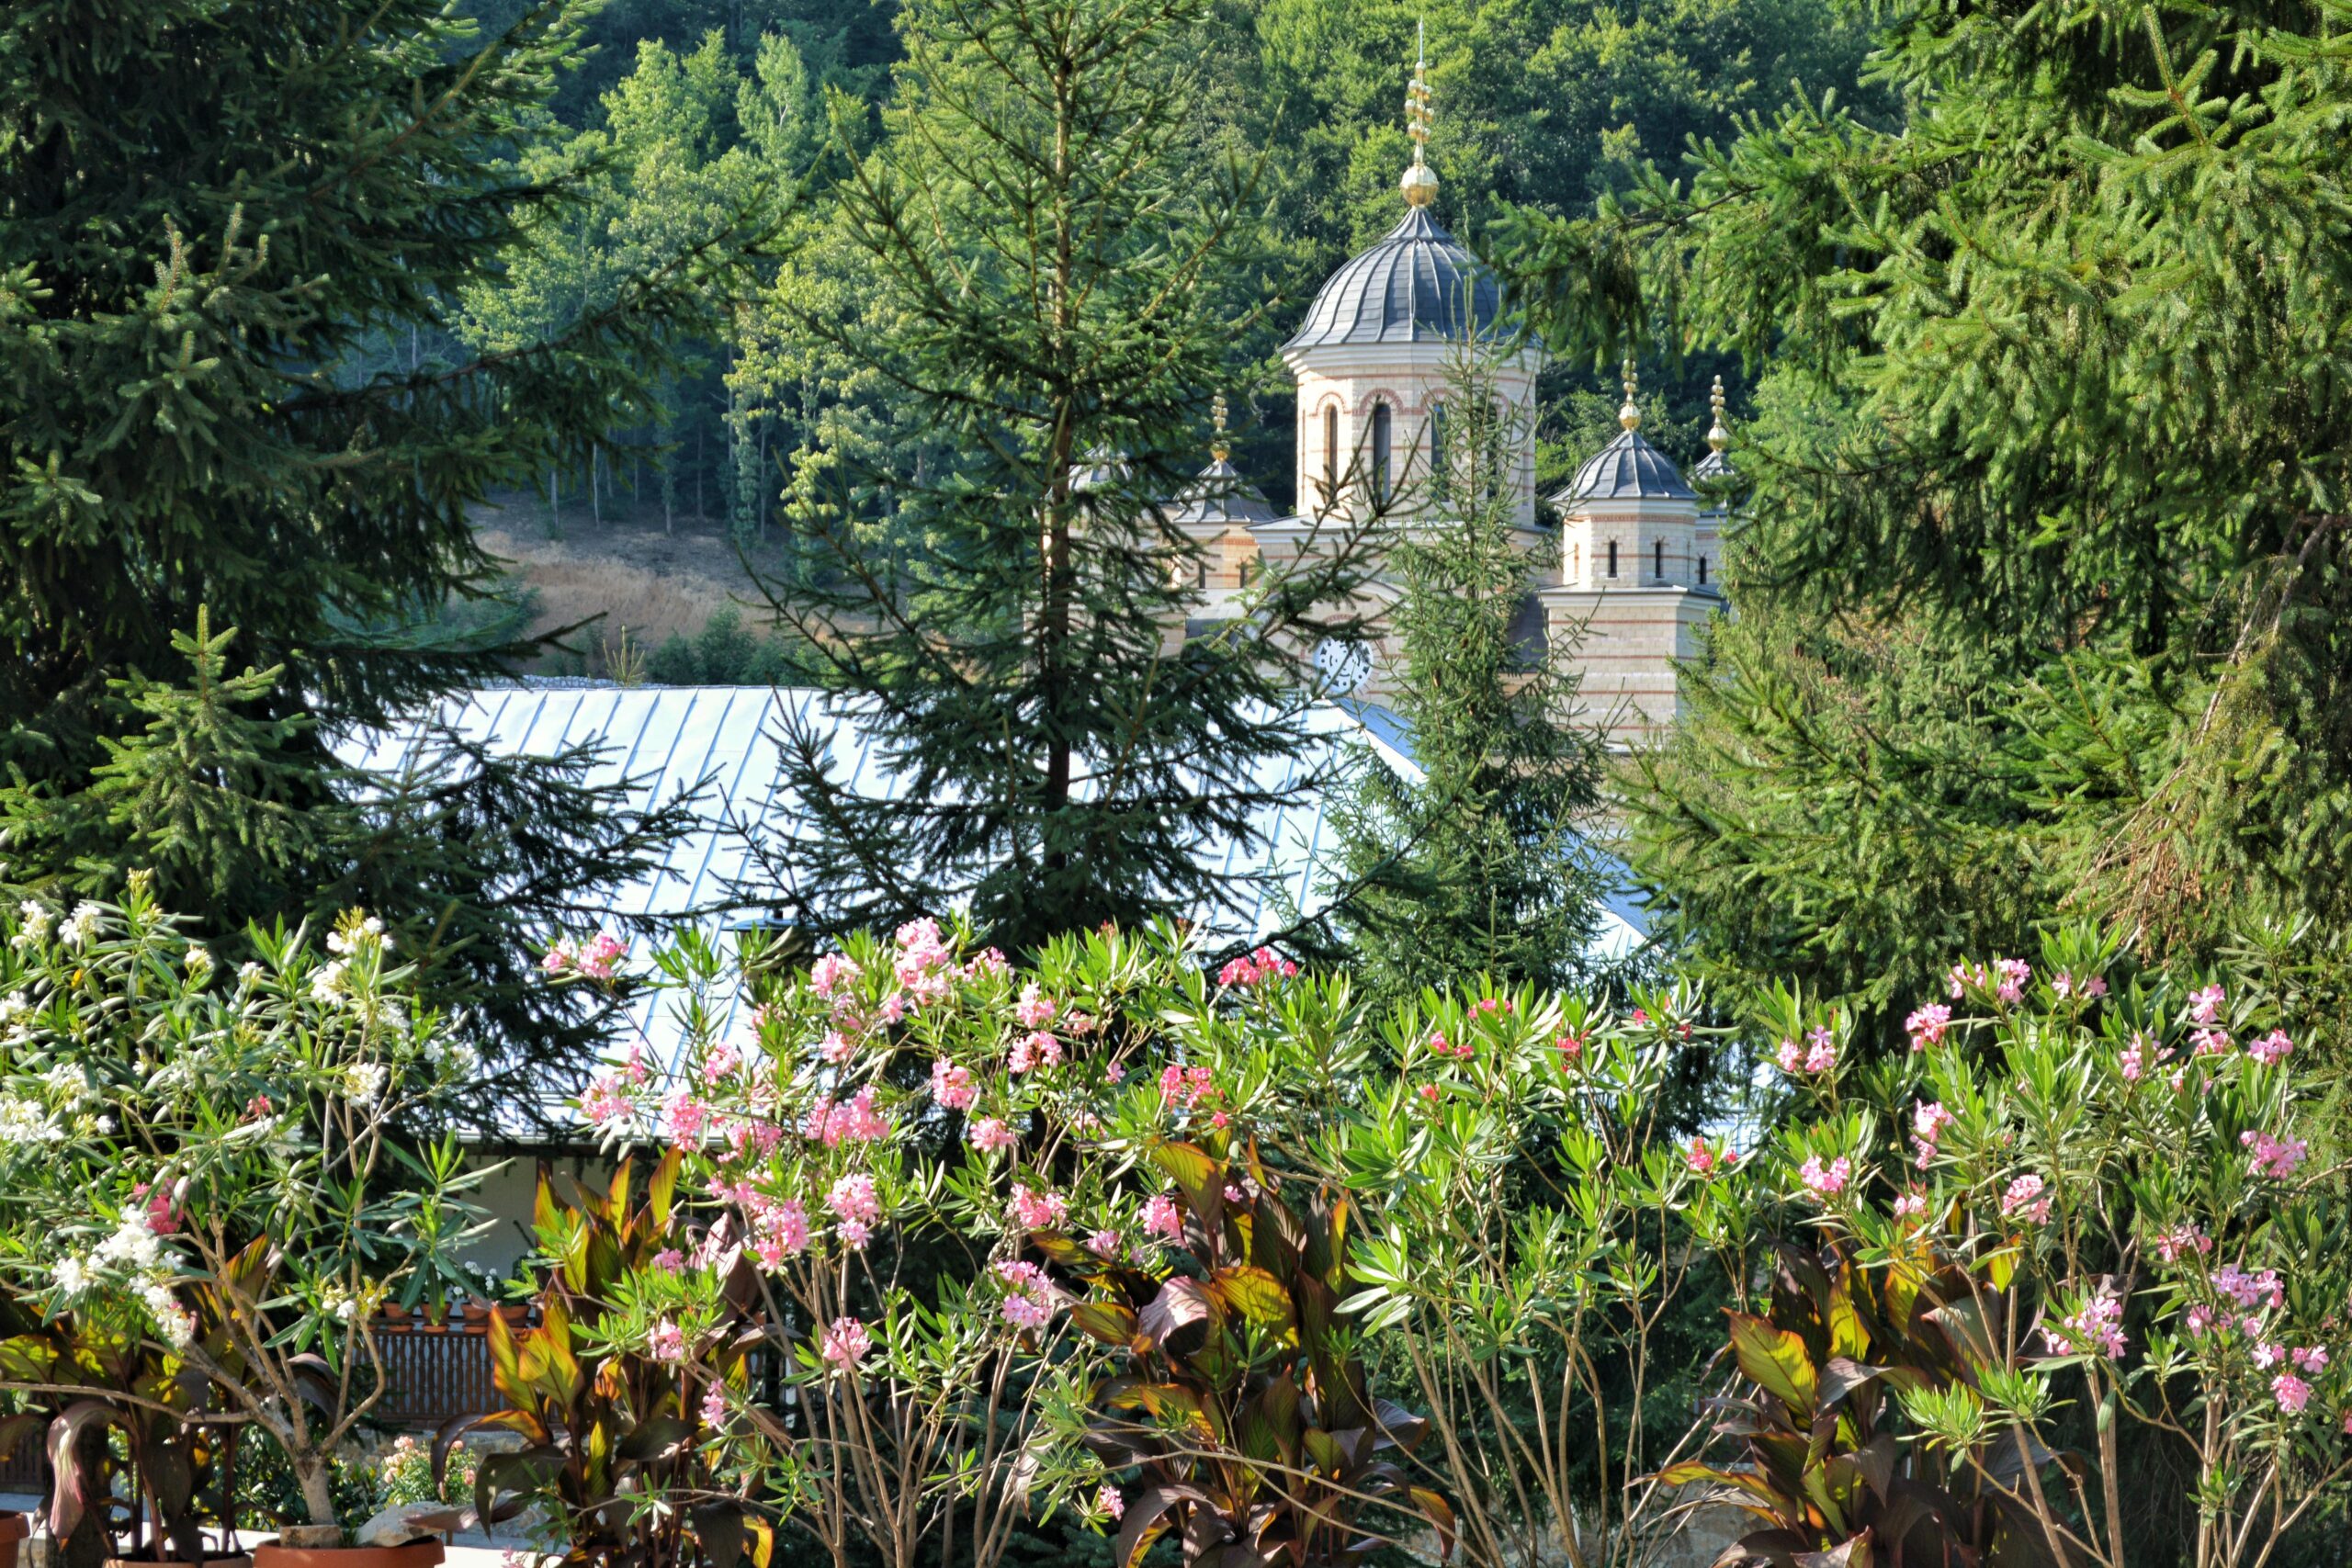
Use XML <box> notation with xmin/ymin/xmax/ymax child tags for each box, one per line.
<box><xmin>1317</xmin><ymin>351</ymin><xmax>1611</xmax><ymax>999</ymax></box>
<box><xmin>1498</xmin><ymin>0</ymin><xmax>2352</xmax><ymax>1050</ymax></box>
<box><xmin>745</xmin><ymin>0</ymin><xmax>1382</xmax><ymax>952</ymax></box>
<box><xmin>0</xmin><ymin>0</ymin><xmax>767</xmax><ymax>1111</ymax></box>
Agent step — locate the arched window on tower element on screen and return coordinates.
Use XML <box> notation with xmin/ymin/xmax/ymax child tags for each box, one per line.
<box><xmin>1655</xmin><ymin>539</ymin><xmax>1666</xmax><ymax>580</ymax></box>
<box><xmin>1698</xmin><ymin>555</ymin><xmax>1708</xmax><ymax>585</ymax></box>
<box><xmin>1322</xmin><ymin>404</ymin><xmax>1339</xmax><ymax>498</ymax></box>
<box><xmin>1606</xmin><ymin>540</ymin><xmax>1618</xmax><ymax>579</ymax></box>
<box><xmin>1371</xmin><ymin>401</ymin><xmax>1392</xmax><ymax>505</ymax></box>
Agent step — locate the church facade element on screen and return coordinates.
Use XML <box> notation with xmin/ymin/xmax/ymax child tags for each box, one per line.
<box><xmin>1165</xmin><ymin>50</ymin><xmax>1733</xmax><ymax>746</ymax></box>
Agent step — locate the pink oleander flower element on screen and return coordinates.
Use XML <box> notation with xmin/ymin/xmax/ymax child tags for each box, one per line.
<box><xmin>2192</xmin><ymin>1027</ymin><xmax>2233</xmax><ymax>1057</ymax></box>
<box><xmin>243</xmin><ymin>1093</ymin><xmax>275</xmax><ymax>1122</ymax></box>
<box><xmin>723</xmin><ymin>1117</ymin><xmax>784</xmax><ymax>1163</ymax></box>
<box><xmin>836</xmin><ymin>1219</ymin><xmax>873</xmax><ymax>1250</ymax></box>
<box><xmin>2187</xmin><ymin>1303</ymin><xmax>2218</xmax><ymax>1337</ymax></box>
<box><xmin>1096</xmin><ymin>1485</ymin><xmax>1125</xmax><ymax>1523</ymax></box>
<box><xmin>571</xmin><ymin>932</ymin><xmax>625</xmax><ymax>980</ymax></box>
<box><xmin>650</xmin><ymin>1320</ymin><xmax>685</xmax><ymax>1363</ymax></box>
<box><xmin>2120</xmin><ymin>1032</ymin><xmax>2149</xmax><ymax>1082</ymax></box>
<box><xmin>1555</xmin><ymin>1031</ymin><xmax>1587</xmax><ymax>1061</ymax></box>
<box><xmin>1216</xmin><ymin>946</ymin><xmax>1297</xmax><ymax>988</ymax></box>
<box><xmin>820</xmin><ymin>1028</ymin><xmax>860</xmax><ymax>1066</ymax></box>
<box><xmin>2248</xmin><ymin>1030</ymin><xmax>2294</xmax><ymax>1066</ymax></box>
<box><xmin>2152</xmin><ymin>1224</ymin><xmax>2211</xmax><ymax>1264</ymax></box>
<box><xmin>1947</xmin><ymin>961</ymin><xmax>1986</xmax><ymax>999</ymax></box>
<box><xmin>700</xmin><ymin>1382</ymin><xmax>729</xmax><ymax>1427</ymax></box>
<box><xmin>1087</xmin><ymin>1229</ymin><xmax>1122</xmax><ymax>1258</ymax></box>
<box><xmin>893</xmin><ymin>918</ymin><xmax>956</xmax><ymax>1004</ymax></box>
<box><xmin>1802</xmin><ymin>1026</ymin><xmax>1837</xmax><ymax>1074</ymax></box>
<box><xmin>1914</xmin><ymin>1101</ymin><xmax>1957</xmax><ymax>1145</ymax></box>
<box><xmin>809</xmin><ymin>952</ymin><xmax>860</xmax><ymax>998</ymax></box>
<box><xmin>931</xmin><ymin>1058</ymin><xmax>978</xmax><ymax>1111</ymax></box>
<box><xmin>2189</xmin><ymin>983</ymin><xmax>2225</xmax><ymax>1026</ymax></box>
<box><xmin>1894</xmin><ymin>1192</ymin><xmax>1928</xmax><ymax>1221</ymax></box>
<box><xmin>542</xmin><ymin>941</ymin><xmax>574</xmax><ymax>976</ymax></box>
<box><xmin>2274</xmin><ymin>1372</ymin><xmax>2312</xmax><ymax>1415</ymax></box>
<box><xmin>2242</xmin><ymin>1129</ymin><xmax>2309</xmax><ymax>1179</ymax></box>
<box><xmin>2215</xmin><ymin>1265</ymin><xmax>2285</xmax><ymax>1310</ymax></box>
<box><xmin>1685</xmin><ymin>1139</ymin><xmax>1717</xmax><ymax>1176</ymax></box>
<box><xmin>1140</xmin><ymin>1193</ymin><xmax>1184</xmax><ymax>1242</ymax></box>
<box><xmin>653</xmin><ymin>1247</ymin><xmax>684</xmax><ymax>1272</ymax></box>
<box><xmin>820</xmin><ymin>1316</ymin><xmax>872</xmax><ymax>1369</ymax></box>
<box><xmin>2001</xmin><ymin>1174</ymin><xmax>2051</xmax><ymax>1224</ymax></box>
<box><xmin>2293</xmin><ymin>1346</ymin><xmax>2330</xmax><ymax>1372</ymax></box>
<box><xmin>623</xmin><ymin>1046</ymin><xmax>650</xmax><ymax>1085</ymax></box>
<box><xmin>2253</xmin><ymin>1341</ymin><xmax>2286</xmax><ymax>1370</ymax></box>
<box><xmin>1103</xmin><ymin>1058</ymin><xmax>1125</xmax><ymax>1082</ymax></box>
<box><xmin>582</xmin><ymin>1074</ymin><xmax>633</xmax><ymax>1125</ymax></box>
<box><xmin>829</xmin><ymin>1173</ymin><xmax>882</xmax><ymax>1227</ymax></box>
<box><xmin>1799</xmin><ymin>1156</ymin><xmax>1851</xmax><ymax>1200</ymax></box>
<box><xmin>994</xmin><ymin>1259</ymin><xmax>1061</xmax><ymax>1330</ymax></box>
<box><xmin>663</xmin><ymin>1091</ymin><xmax>710</xmax><ymax>1144</ymax></box>
<box><xmin>747</xmin><ymin>1197</ymin><xmax>809</xmax><ymax>1268</ymax></box>
<box><xmin>1013</xmin><ymin>982</ymin><xmax>1058</xmax><ymax>1030</ymax></box>
<box><xmin>1994</xmin><ymin>957</ymin><xmax>2030</xmax><ymax>1003</ymax></box>
<box><xmin>1010</xmin><ymin>1187</ymin><xmax>1069</xmax><ymax>1230</ymax></box>
<box><xmin>1774</xmin><ymin>1037</ymin><xmax>1803</xmax><ymax>1074</ymax></box>
<box><xmin>2049</xmin><ymin>1284</ymin><xmax>2127</xmax><ymax>1360</ymax></box>
<box><xmin>969</xmin><ymin>1116</ymin><xmax>1016</xmax><ymax>1153</ymax></box>
<box><xmin>1159</xmin><ymin>1063</ymin><xmax>1215</xmax><ymax>1110</ymax></box>
<box><xmin>1417</xmin><ymin>1082</ymin><xmax>1442</xmax><ymax>1104</ymax></box>
<box><xmin>1010</xmin><ymin>1031</ymin><xmax>1062</xmax><ymax>1074</ymax></box>
<box><xmin>1905</xmin><ymin>1003</ymin><xmax>1951</xmax><ymax>1052</ymax></box>
<box><xmin>701</xmin><ymin>1043</ymin><xmax>742</xmax><ymax>1083</ymax></box>
<box><xmin>962</xmin><ymin>947</ymin><xmax>1010</xmax><ymax>980</ymax></box>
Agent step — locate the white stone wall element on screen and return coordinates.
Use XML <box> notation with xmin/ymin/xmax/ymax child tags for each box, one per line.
<box><xmin>1284</xmin><ymin>343</ymin><xmax>1542</xmax><ymax>529</ymax></box>
<box><xmin>1539</xmin><ymin>582</ymin><xmax>1718</xmax><ymax>742</ymax></box>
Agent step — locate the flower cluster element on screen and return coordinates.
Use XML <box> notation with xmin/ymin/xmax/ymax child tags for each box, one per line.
<box><xmin>2241</xmin><ymin>1129</ymin><xmax>2308</xmax><ymax>1179</ymax></box>
<box><xmin>544</xmin><ymin>931</ymin><xmax>626</xmax><ymax>980</ymax></box>
<box><xmin>1905</xmin><ymin>1003</ymin><xmax>1951</xmax><ymax>1052</ymax></box>
<box><xmin>1799</xmin><ymin>1154</ymin><xmax>1852</xmax><ymax>1199</ymax></box>
<box><xmin>1776</xmin><ymin>1026</ymin><xmax>1837</xmax><ymax>1076</ymax></box>
<box><xmin>2000</xmin><ymin>1173</ymin><xmax>2051</xmax><ymax>1225</ymax></box>
<box><xmin>1216</xmin><ymin>946</ymin><xmax>1297</xmax><ymax>988</ymax></box>
<box><xmin>2047</xmin><ymin>1283</ymin><xmax>2128</xmax><ymax>1361</ymax></box>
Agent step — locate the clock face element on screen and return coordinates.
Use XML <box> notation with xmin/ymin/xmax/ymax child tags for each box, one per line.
<box><xmin>1312</xmin><ymin>637</ymin><xmax>1373</xmax><ymax>697</ymax></box>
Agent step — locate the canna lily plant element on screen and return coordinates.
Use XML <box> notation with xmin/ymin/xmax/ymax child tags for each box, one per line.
<box><xmin>0</xmin><ymin>879</ymin><xmax>492</xmax><ymax>1547</ymax></box>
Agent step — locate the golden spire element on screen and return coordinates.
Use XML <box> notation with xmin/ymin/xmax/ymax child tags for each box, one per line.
<box><xmin>1211</xmin><ymin>391</ymin><xmax>1230</xmax><ymax>462</ymax></box>
<box><xmin>1618</xmin><ymin>358</ymin><xmax>1642</xmax><ymax>433</ymax></box>
<box><xmin>1400</xmin><ymin>23</ymin><xmax>1438</xmax><ymax>209</ymax></box>
<box><xmin>1706</xmin><ymin>375</ymin><xmax>1729</xmax><ymax>453</ymax></box>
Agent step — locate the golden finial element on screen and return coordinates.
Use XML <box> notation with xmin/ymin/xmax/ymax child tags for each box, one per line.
<box><xmin>1618</xmin><ymin>359</ymin><xmax>1642</xmax><ymax>433</ymax></box>
<box><xmin>1211</xmin><ymin>391</ymin><xmax>1230</xmax><ymax>462</ymax></box>
<box><xmin>1706</xmin><ymin>375</ymin><xmax>1729</xmax><ymax>453</ymax></box>
<box><xmin>1400</xmin><ymin>23</ymin><xmax>1438</xmax><ymax>209</ymax></box>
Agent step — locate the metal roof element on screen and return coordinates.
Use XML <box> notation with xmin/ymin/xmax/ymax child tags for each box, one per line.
<box><xmin>1555</xmin><ymin>429</ymin><xmax>1697</xmax><ymax>504</ymax></box>
<box><xmin>345</xmin><ymin>684</ymin><xmax>1646</xmax><ymax>1085</ymax></box>
<box><xmin>1168</xmin><ymin>457</ymin><xmax>1279</xmax><ymax>529</ymax></box>
<box><xmin>1283</xmin><ymin>209</ymin><xmax>1506</xmax><ymax>353</ymax></box>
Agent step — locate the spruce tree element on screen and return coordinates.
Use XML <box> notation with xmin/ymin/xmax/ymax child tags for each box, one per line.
<box><xmin>1317</xmin><ymin>352</ymin><xmax>1611</xmax><ymax>999</ymax></box>
<box><xmin>1496</xmin><ymin>0</ymin><xmax>2352</xmax><ymax>1050</ymax></box>
<box><xmin>0</xmin><ymin>0</ymin><xmax>765</xmax><ymax>1112</ymax></box>
<box><xmin>747</xmin><ymin>0</ymin><xmax>1382</xmax><ymax>952</ymax></box>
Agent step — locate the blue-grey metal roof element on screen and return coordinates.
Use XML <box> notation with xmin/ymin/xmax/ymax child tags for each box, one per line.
<box><xmin>1691</xmin><ymin>448</ymin><xmax>1736</xmax><ymax>488</ymax></box>
<box><xmin>343</xmin><ymin>684</ymin><xmax>1646</xmax><ymax>1088</ymax></box>
<box><xmin>1555</xmin><ymin>429</ymin><xmax>1696</xmax><ymax>504</ymax></box>
<box><xmin>1283</xmin><ymin>209</ymin><xmax>1506</xmax><ymax>352</ymax></box>
<box><xmin>1169</xmin><ymin>457</ymin><xmax>1279</xmax><ymax>528</ymax></box>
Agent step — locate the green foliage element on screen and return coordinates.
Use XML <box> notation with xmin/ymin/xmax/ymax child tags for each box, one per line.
<box><xmin>1038</xmin><ymin>1143</ymin><xmax>1451</xmax><ymax>1568</ymax></box>
<box><xmin>1498</xmin><ymin>0</ymin><xmax>2352</xmax><ymax>1061</ymax></box>
<box><xmin>1657</xmin><ymin>1240</ymin><xmax>2042</xmax><ymax>1566</ymax></box>
<box><xmin>450</xmin><ymin>1152</ymin><xmax>771</xmax><ymax>1568</ymax></box>
<box><xmin>1318</xmin><ymin>355</ymin><xmax>1611</xmax><ymax>1000</ymax></box>
<box><xmin>0</xmin><ymin>0</ymin><xmax>767</xmax><ymax>1098</ymax></box>
<box><xmin>645</xmin><ymin>609</ymin><xmax>808</xmax><ymax>685</ymax></box>
<box><xmin>740</xmin><ymin>0</ymin><xmax>1384</xmax><ymax>952</ymax></box>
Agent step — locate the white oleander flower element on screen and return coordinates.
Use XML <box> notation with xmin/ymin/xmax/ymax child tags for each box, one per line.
<box><xmin>310</xmin><ymin>959</ymin><xmax>348</xmax><ymax>1002</ymax></box>
<box><xmin>343</xmin><ymin>1062</ymin><xmax>388</xmax><ymax>1105</ymax></box>
<box><xmin>0</xmin><ymin>1096</ymin><xmax>62</xmax><ymax>1145</ymax></box>
<box><xmin>184</xmin><ymin>943</ymin><xmax>212</xmax><ymax>976</ymax></box>
<box><xmin>60</xmin><ymin>901</ymin><xmax>104</xmax><ymax>949</ymax></box>
<box><xmin>51</xmin><ymin>1256</ymin><xmax>91</xmax><ymax>1296</ymax></box>
<box><xmin>96</xmin><ymin>1213</ymin><xmax>163</xmax><ymax>1269</ymax></box>
<box><xmin>12</xmin><ymin>901</ymin><xmax>51</xmax><ymax>950</ymax></box>
<box><xmin>0</xmin><ymin>991</ymin><xmax>28</xmax><ymax>1022</ymax></box>
<box><xmin>237</xmin><ymin>961</ymin><xmax>265</xmax><ymax>986</ymax></box>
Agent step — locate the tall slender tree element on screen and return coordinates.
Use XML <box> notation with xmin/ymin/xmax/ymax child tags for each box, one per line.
<box><xmin>746</xmin><ymin>0</ymin><xmax>1383</xmax><ymax>951</ymax></box>
<box><xmin>1317</xmin><ymin>350</ymin><xmax>1612</xmax><ymax>999</ymax></box>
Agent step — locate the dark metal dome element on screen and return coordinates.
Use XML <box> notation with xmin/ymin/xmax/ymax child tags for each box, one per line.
<box><xmin>1555</xmin><ymin>429</ymin><xmax>1695</xmax><ymax>505</ymax></box>
<box><xmin>1690</xmin><ymin>448</ymin><xmax>1737</xmax><ymax>491</ymax></box>
<box><xmin>1168</xmin><ymin>457</ymin><xmax>1277</xmax><ymax>528</ymax></box>
<box><xmin>1283</xmin><ymin>208</ymin><xmax>1504</xmax><ymax>352</ymax></box>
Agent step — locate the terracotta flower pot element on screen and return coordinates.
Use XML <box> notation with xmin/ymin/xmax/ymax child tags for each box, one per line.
<box><xmin>104</xmin><ymin>1555</ymin><xmax>253</xmax><ymax>1568</ymax></box>
<box><xmin>0</xmin><ymin>1513</ymin><xmax>27</xmax><ymax>1568</ymax></box>
<box><xmin>254</xmin><ymin>1545</ymin><xmax>444</xmax><ymax>1568</ymax></box>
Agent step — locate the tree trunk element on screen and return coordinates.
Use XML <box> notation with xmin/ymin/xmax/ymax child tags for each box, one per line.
<box><xmin>547</xmin><ymin>468</ymin><xmax>560</xmax><ymax>535</ymax></box>
<box><xmin>592</xmin><ymin>448</ymin><xmax>603</xmax><ymax>525</ymax></box>
<box><xmin>695</xmin><ymin>421</ymin><xmax>706</xmax><ymax>522</ymax></box>
<box><xmin>289</xmin><ymin>1453</ymin><xmax>345</xmax><ymax>1546</ymax></box>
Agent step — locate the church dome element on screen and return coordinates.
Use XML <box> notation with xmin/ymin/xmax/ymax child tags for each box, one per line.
<box><xmin>1555</xmin><ymin>428</ymin><xmax>1695</xmax><ymax>504</ymax></box>
<box><xmin>1283</xmin><ymin>208</ymin><xmax>1505</xmax><ymax>353</ymax></box>
<box><xmin>1169</xmin><ymin>457</ymin><xmax>1277</xmax><ymax>528</ymax></box>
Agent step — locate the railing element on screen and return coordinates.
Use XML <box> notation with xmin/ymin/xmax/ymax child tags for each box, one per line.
<box><xmin>369</xmin><ymin>1307</ymin><xmax>532</xmax><ymax>1429</ymax></box>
